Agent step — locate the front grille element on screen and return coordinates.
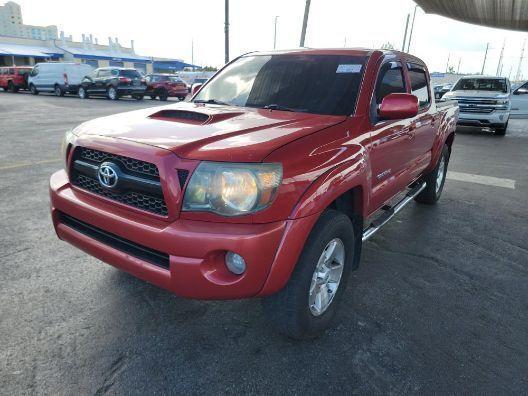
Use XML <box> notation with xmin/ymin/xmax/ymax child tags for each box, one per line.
<box><xmin>78</xmin><ymin>147</ymin><xmax>159</xmax><ymax>179</ymax></box>
<box><xmin>59</xmin><ymin>212</ymin><xmax>170</xmax><ymax>269</ymax></box>
<box><xmin>71</xmin><ymin>147</ymin><xmax>168</xmax><ymax>216</ymax></box>
<box><xmin>459</xmin><ymin>107</ymin><xmax>494</xmax><ymax>114</ymax></box>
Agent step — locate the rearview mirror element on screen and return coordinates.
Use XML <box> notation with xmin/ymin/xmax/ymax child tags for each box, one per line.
<box><xmin>378</xmin><ymin>93</ymin><xmax>419</xmax><ymax>120</ymax></box>
<box><xmin>191</xmin><ymin>83</ymin><xmax>203</xmax><ymax>96</ymax></box>
<box><xmin>515</xmin><ymin>87</ymin><xmax>528</xmax><ymax>95</ymax></box>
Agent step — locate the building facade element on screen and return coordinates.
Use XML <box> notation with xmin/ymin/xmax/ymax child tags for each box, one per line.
<box><xmin>0</xmin><ymin>1</ymin><xmax>197</xmax><ymax>72</ymax></box>
<box><xmin>0</xmin><ymin>1</ymin><xmax>58</xmax><ymax>40</ymax></box>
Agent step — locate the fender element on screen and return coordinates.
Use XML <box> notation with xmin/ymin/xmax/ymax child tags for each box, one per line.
<box><xmin>258</xmin><ymin>150</ymin><xmax>370</xmax><ymax>296</ymax></box>
<box><xmin>427</xmin><ymin>107</ymin><xmax>457</xmax><ymax>173</ymax></box>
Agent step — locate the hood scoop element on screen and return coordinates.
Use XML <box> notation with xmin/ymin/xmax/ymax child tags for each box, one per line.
<box><xmin>149</xmin><ymin>109</ymin><xmax>210</xmax><ymax>124</ymax></box>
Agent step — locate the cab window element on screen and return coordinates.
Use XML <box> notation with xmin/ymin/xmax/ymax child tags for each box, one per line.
<box><xmin>408</xmin><ymin>65</ymin><xmax>430</xmax><ymax>108</ymax></box>
<box><xmin>375</xmin><ymin>62</ymin><xmax>406</xmax><ymax>105</ymax></box>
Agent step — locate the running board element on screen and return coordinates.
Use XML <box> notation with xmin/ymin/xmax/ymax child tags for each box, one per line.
<box><xmin>362</xmin><ymin>182</ymin><xmax>427</xmax><ymax>242</ymax></box>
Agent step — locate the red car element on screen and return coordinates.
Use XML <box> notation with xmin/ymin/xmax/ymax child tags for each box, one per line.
<box><xmin>50</xmin><ymin>49</ymin><xmax>458</xmax><ymax>338</ymax></box>
<box><xmin>0</xmin><ymin>66</ymin><xmax>32</xmax><ymax>92</ymax></box>
<box><xmin>145</xmin><ymin>74</ymin><xmax>188</xmax><ymax>101</ymax></box>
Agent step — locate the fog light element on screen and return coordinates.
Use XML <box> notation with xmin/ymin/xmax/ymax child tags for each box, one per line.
<box><xmin>225</xmin><ymin>251</ymin><xmax>246</xmax><ymax>275</ymax></box>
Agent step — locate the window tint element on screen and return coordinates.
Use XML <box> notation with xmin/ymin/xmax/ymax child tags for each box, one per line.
<box><xmin>120</xmin><ymin>69</ymin><xmax>141</xmax><ymax>78</ymax></box>
<box><xmin>375</xmin><ymin>63</ymin><xmax>406</xmax><ymax>104</ymax></box>
<box><xmin>8</xmin><ymin>68</ymin><xmax>14</xmax><ymax>74</ymax></box>
<box><xmin>408</xmin><ymin>68</ymin><xmax>430</xmax><ymax>108</ymax></box>
<box><xmin>98</xmin><ymin>69</ymin><xmax>111</xmax><ymax>77</ymax></box>
<box><xmin>30</xmin><ymin>67</ymin><xmax>39</xmax><ymax>77</ymax></box>
<box><xmin>453</xmin><ymin>78</ymin><xmax>508</xmax><ymax>93</ymax></box>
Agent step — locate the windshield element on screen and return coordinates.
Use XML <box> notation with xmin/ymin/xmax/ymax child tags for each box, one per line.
<box><xmin>194</xmin><ymin>54</ymin><xmax>367</xmax><ymax>115</ymax></box>
<box><xmin>453</xmin><ymin>78</ymin><xmax>508</xmax><ymax>93</ymax></box>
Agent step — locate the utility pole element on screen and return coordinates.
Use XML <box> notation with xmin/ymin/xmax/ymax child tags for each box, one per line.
<box><xmin>344</xmin><ymin>36</ymin><xmax>347</xmax><ymax>47</ymax></box>
<box><xmin>402</xmin><ymin>13</ymin><xmax>410</xmax><ymax>51</ymax></box>
<box><xmin>445</xmin><ymin>52</ymin><xmax>450</xmax><ymax>73</ymax></box>
<box><xmin>457</xmin><ymin>58</ymin><xmax>461</xmax><ymax>74</ymax></box>
<box><xmin>496</xmin><ymin>39</ymin><xmax>505</xmax><ymax>76</ymax></box>
<box><xmin>191</xmin><ymin>38</ymin><xmax>194</xmax><ymax>68</ymax></box>
<box><xmin>515</xmin><ymin>38</ymin><xmax>526</xmax><ymax>81</ymax></box>
<box><xmin>299</xmin><ymin>0</ymin><xmax>311</xmax><ymax>47</ymax></box>
<box><xmin>224</xmin><ymin>0</ymin><xmax>229</xmax><ymax>64</ymax></box>
<box><xmin>481</xmin><ymin>43</ymin><xmax>489</xmax><ymax>74</ymax></box>
<box><xmin>407</xmin><ymin>5</ymin><xmax>418</xmax><ymax>52</ymax></box>
<box><xmin>273</xmin><ymin>16</ymin><xmax>279</xmax><ymax>49</ymax></box>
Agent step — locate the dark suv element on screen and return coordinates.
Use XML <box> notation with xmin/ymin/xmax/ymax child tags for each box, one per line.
<box><xmin>78</xmin><ymin>68</ymin><xmax>146</xmax><ymax>100</ymax></box>
<box><xmin>145</xmin><ymin>74</ymin><xmax>188</xmax><ymax>101</ymax></box>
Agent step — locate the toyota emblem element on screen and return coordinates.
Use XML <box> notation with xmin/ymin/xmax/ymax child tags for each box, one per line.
<box><xmin>98</xmin><ymin>162</ymin><xmax>119</xmax><ymax>188</ymax></box>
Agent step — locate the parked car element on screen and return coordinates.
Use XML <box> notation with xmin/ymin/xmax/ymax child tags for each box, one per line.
<box><xmin>433</xmin><ymin>83</ymin><xmax>452</xmax><ymax>99</ymax></box>
<box><xmin>145</xmin><ymin>74</ymin><xmax>187</xmax><ymax>101</ymax></box>
<box><xmin>510</xmin><ymin>81</ymin><xmax>528</xmax><ymax>117</ymax></box>
<box><xmin>0</xmin><ymin>66</ymin><xmax>32</xmax><ymax>92</ymax></box>
<box><xmin>50</xmin><ymin>49</ymin><xmax>458</xmax><ymax>339</ymax></box>
<box><xmin>190</xmin><ymin>77</ymin><xmax>209</xmax><ymax>93</ymax></box>
<box><xmin>78</xmin><ymin>67</ymin><xmax>146</xmax><ymax>100</ymax></box>
<box><xmin>442</xmin><ymin>76</ymin><xmax>510</xmax><ymax>135</ymax></box>
<box><xmin>28</xmin><ymin>62</ymin><xmax>93</xmax><ymax>96</ymax></box>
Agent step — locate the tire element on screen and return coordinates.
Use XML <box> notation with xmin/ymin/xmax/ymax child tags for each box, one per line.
<box><xmin>8</xmin><ymin>81</ymin><xmax>18</xmax><ymax>93</ymax></box>
<box><xmin>107</xmin><ymin>86</ymin><xmax>119</xmax><ymax>100</ymax></box>
<box><xmin>415</xmin><ymin>144</ymin><xmax>449</xmax><ymax>204</ymax></box>
<box><xmin>30</xmin><ymin>84</ymin><xmax>38</xmax><ymax>95</ymax></box>
<box><xmin>494</xmin><ymin>122</ymin><xmax>508</xmax><ymax>136</ymax></box>
<box><xmin>54</xmin><ymin>84</ymin><xmax>64</xmax><ymax>97</ymax></box>
<box><xmin>178</xmin><ymin>96</ymin><xmax>186</xmax><ymax>101</ymax></box>
<box><xmin>150</xmin><ymin>95</ymin><xmax>156</xmax><ymax>100</ymax></box>
<box><xmin>262</xmin><ymin>209</ymin><xmax>355</xmax><ymax>339</ymax></box>
<box><xmin>159</xmin><ymin>91</ymin><xmax>168</xmax><ymax>101</ymax></box>
<box><xmin>133</xmin><ymin>94</ymin><xmax>144</xmax><ymax>100</ymax></box>
<box><xmin>78</xmin><ymin>86</ymin><xmax>88</xmax><ymax>99</ymax></box>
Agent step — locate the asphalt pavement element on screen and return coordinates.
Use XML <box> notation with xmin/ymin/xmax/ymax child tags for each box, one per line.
<box><xmin>1</xmin><ymin>92</ymin><xmax>527</xmax><ymax>395</ymax></box>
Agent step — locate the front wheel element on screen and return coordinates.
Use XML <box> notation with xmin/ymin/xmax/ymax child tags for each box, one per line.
<box><xmin>54</xmin><ymin>84</ymin><xmax>64</xmax><ymax>97</ymax></box>
<box><xmin>262</xmin><ymin>209</ymin><xmax>355</xmax><ymax>339</ymax></box>
<box><xmin>8</xmin><ymin>81</ymin><xmax>18</xmax><ymax>93</ymax></box>
<box><xmin>133</xmin><ymin>94</ymin><xmax>144</xmax><ymax>100</ymax></box>
<box><xmin>494</xmin><ymin>121</ymin><xmax>508</xmax><ymax>136</ymax></box>
<box><xmin>415</xmin><ymin>144</ymin><xmax>449</xmax><ymax>204</ymax></box>
<box><xmin>78</xmin><ymin>86</ymin><xmax>88</xmax><ymax>99</ymax></box>
<box><xmin>30</xmin><ymin>84</ymin><xmax>39</xmax><ymax>95</ymax></box>
<box><xmin>107</xmin><ymin>86</ymin><xmax>119</xmax><ymax>100</ymax></box>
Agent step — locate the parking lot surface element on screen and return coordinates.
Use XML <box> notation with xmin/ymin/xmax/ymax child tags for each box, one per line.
<box><xmin>1</xmin><ymin>92</ymin><xmax>527</xmax><ymax>394</ymax></box>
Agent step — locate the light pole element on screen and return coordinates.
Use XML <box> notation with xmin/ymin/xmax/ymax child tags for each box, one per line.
<box><xmin>273</xmin><ymin>16</ymin><xmax>279</xmax><ymax>49</ymax></box>
<box><xmin>402</xmin><ymin>13</ymin><xmax>410</xmax><ymax>51</ymax></box>
<box><xmin>300</xmin><ymin>0</ymin><xmax>311</xmax><ymax>47</ymax></box>
<box><xmin>224</xmin><ymin>0</ymin><xmax>229</xmax><ymax>64</ymax></box>
<box><xmin>407</xmin><ymin>4</ymin><xmax>418</xmax><ymax>52</ymax></box>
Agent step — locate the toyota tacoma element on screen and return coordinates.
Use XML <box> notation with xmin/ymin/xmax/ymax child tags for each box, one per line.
<box><xmin>50</xmin><ymin>49</ymin><xmax>458</xmax><ymax>338</ymax></box>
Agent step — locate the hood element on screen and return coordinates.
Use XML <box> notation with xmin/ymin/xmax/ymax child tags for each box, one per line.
<box><xmin>72</xmin><ymin>102</ymin><xmax>345</xmax><ymax>162</ymax></box>
<box><xmin>444</xmin><ymin>90</ymin><xmax>510</xmax><ymax>100</ymax></box>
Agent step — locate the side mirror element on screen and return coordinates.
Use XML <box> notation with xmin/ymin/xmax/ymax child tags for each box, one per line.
<box><xmin>514</xmin><ymin>87</ymin><xmax>528</xmax><ymax>95</ymax></box>
<box><xmin>191</xmin><ymin>83</ymin><xmax>203</xmax><ymax>96</ymax></box>
<box><xmin>378</xmin><ymin>93</ymin><xmax>419</xmax><ymax>120</ymax></box>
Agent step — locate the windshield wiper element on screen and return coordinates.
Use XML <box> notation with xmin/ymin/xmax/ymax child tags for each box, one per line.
<box><xmin>194</xmin><ymin>99</ymin><xmax>231</xmax><ymax>106</ymax></box>
<box><xmin>262</xmin><ymin>104</ymin><xmax>308</xmax><ymax>112</ymax></box>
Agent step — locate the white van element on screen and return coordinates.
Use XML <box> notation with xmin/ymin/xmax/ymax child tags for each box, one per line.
<box><xmin>28</xmin><ymin>62</ymin><xmax>93</xmax><ymax>96</ymax></box>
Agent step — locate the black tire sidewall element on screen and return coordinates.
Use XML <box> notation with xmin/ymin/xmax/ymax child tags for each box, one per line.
<box><xmin>263</xmin><ymin>210</ymin><xmax>355</xmax><ymax>339</ymax></box>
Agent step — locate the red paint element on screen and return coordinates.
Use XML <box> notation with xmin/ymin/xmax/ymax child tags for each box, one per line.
<box><xmin>145</xmin><ymin>74</ymin><xmax>188</xmax><ymax>99</ymax></box>
<box><xmin>378</xmin><ymin>93</ymin><xmax>419</xmax><ymax>120</ymax></box>
<box><xmin>49</xmin><ymin>49</ymin><xmax>458</xmax><ymax>299</ymax></box>
<box><xmin>0</xmin><ymin>65</ymin><xmax>32</xmax><ymax>91</ymax></box>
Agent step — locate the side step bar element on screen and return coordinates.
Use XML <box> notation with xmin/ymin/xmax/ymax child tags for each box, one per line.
<box><xmin>362</xmin><ymin>182</ymin><xmax>427</xmax><ymax>242</ymax></box>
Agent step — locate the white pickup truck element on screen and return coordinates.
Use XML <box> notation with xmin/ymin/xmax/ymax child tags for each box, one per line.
<box><xmin>442</xmin><ymin>75</ymin><xmax>510</xmax><ymax>135</ymax></box>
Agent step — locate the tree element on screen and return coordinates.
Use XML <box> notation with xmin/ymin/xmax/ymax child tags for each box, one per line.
<box><xmin>380</xmin><ymin>42</ymin><xmax>395</xmax><ymax>50</ymax></box>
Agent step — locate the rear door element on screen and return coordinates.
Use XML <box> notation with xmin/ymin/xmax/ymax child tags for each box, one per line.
<box><xmin>368</xmin><ymin>59</ymin><xmax>416</xmax><ymax>212</ymax></box>
<box><xmin>510</xmin><ymin>81</ymin><xmax>528</xmax><ymax>116</ymax></box>
<box><xmin>406</xmin><ymin>63</ymin><xmax>436</xmax><ymax>178</ymax></box>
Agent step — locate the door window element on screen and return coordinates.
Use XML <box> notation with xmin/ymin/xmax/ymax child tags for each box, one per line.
<box><xmin>408</xmin><ymin>66</ymin><xmax>430</xmax><ymax>108</ymax></box>
<box><xmin>375</xmin><ymin>62</ymin><xmax>406</xmax><ymax>105</ymax></box>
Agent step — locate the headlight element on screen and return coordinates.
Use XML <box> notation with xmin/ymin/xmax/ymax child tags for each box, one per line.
<box><xmin>496</xmin><ymin>99</ymin><xmax>509</xmax><ymax>105</ymax></box>
<box><xmin>61</xmin><ymin>129</ymin><xmax>74</xmax><ymax>169</ymax></box>
<box><xmin>183</xmin><ymin>162</ymin><xmax>282</xmax><ymax>216</ymax></box>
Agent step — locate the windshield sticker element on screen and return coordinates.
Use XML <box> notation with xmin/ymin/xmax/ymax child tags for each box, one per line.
<box><xmin>336</xmin><ymin>64</ymin><xmax>362</xmax><ymax>73</ymax></box>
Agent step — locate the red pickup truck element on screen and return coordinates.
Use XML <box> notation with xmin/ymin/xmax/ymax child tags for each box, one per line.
<box><xmin>0</xmin><ymin>66</ymin><xmax>32</xmax><ymax>92</ymax></box>
<box><xmin>50</xmin><ymin>49</ymin><xmax>458</xmax><ymax>338</ymax></box>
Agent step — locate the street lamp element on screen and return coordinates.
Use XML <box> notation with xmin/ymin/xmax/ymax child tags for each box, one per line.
<box><xmin>274</xmin><ymin>16</ymin><xmax>279</xmax><ymax>49</ymax></box>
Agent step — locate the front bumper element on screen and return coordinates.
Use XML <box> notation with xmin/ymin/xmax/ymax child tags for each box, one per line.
<box><xmin>50</xmin><ymin>170</ymin><xmax>318</xmax><ymax>299</ymax></box>
<box><xmin>457</xmin><ymin>109</ymin><xmax>510</xmax><ymax>127</ymax></box>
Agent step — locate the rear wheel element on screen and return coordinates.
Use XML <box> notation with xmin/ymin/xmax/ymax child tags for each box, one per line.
<box><xmin>30</xmin><ymin>84</ymin><xmax>38</xmax><ymax>95</ymax></box>
<box><xmin>158</xmin><ymin>90</ymin><xmax>168</xmax><ymax>101</ymax></box>
<box><xmin>107</xmin><ymin>86</ymin><xmax>119</xmax><ymax>100</ymax></box>
<box><xmin>178</xmin><ymin>96</ymin><xmax>186</xmax><ymax>101</ymax></box>
<box><xmin>8</xmin><ymin>81</ymin><xmax>18</xmax><ymax>93</ymax></box>
<box><xmin>262</xmin><ymin>209</ymin><xmax>355</xmax><ymax>339</ymax></box>
<box><xmin>150</xmin><ymin>94</ymin><xmax>157</xmax><ymax>100</ymax></box>
<box><xmin>78</xmin><ymin>86</ymin><xmax>88</xmax><ymax>99</ymax></box>
<box><xmin>54</xmin><ymin>84</ymin><xmax>64</xmax><ymax>97</ymax></box>
<box><xmin>133</xmin><ymin>94</ymin><xmax>144</xmax><ymax>100</ymax></box>
<box><xmin>415</xmin><ymin>144</ymin><xmax>449</xmax><ymax>204</ymax></box>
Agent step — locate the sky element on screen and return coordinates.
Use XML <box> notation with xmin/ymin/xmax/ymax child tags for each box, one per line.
<box><xmin>13</xmin><ymin>0</ymin><xmax>528</xmax><ymax>79</ymax></box>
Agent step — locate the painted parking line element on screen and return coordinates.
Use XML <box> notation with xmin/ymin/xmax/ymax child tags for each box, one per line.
<box><xmin>0</xmin><ymin>158</ymin><xmax>61</xmax><ymax>171</ymax></box>
<box><xmin>447</xmin><ymin>171</ymin><xmax>516</xmax><ymax>189</ymax></box>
